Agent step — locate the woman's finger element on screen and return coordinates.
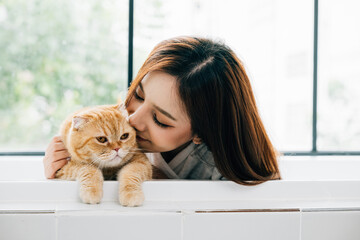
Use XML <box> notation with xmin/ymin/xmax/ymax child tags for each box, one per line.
<box><xmin>43</xmin><ymin>136</ymin><xmax>69</xmax><ymax>178</ymax></box>
<box><xmin>53</xmin><ymin>142</ymin><xmax>67</xmax><ymax>152</ymax></box>
<box><xmin>52</xmin><ymin>136</ymin><xmax>63</xmax><ymax>142</ymax></box>
<box><xmin>53</xmin><ymin>150</ymin><xmax>70</xmax><ymax>162</ymax></box>
<box><xmin>45</xmin><ymin>159</ymin><xmax>68</xmax><ymax>179</ymax></box>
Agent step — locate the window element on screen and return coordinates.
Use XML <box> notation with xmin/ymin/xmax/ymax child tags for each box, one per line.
<box><xmin>1</xmin><ymin>0</ymin><xmax>359</xmax><ymax>155</ymax></box>
<box><xmin>0</xmin><ymin>0</ymin><xmax>129</xmax><ymax>152</ymax></box>
<box><xmin>317</xmin><ymin>0</ymin><xmax>360</xmax><ymax>151</ymax></box>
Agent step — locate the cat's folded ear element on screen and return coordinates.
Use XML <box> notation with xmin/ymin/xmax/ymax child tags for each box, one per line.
<box><xmin>117</xmin><ymin>103</ymin><xmax>129</xmax><ymax>118</ymax></box>
<box><xmin>72</xmin><ymin>116</ymin><xmax>89</xmax><ymax>130</ymax></box>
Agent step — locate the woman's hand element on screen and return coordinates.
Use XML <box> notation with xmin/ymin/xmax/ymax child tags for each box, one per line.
<box><xmin>43</xmin><ymin>136</ymin><xmax>70</xmax><ymax>179</ymax></box>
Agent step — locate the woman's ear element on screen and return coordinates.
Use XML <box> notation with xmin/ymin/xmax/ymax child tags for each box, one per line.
<box><xmin>192</xmin><ymin>135</ymin><xmax>202</xmax><ymax>145</ymax></box>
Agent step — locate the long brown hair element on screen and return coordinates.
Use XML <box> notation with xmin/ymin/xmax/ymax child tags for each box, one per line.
<box><xmin>125</xmin><ymin>36</ymin><xmax>280</xmax><ymax>185</ymax></box>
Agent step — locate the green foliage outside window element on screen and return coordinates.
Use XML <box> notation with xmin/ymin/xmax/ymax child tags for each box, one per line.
<box><xmin>0</xmin><ymin>0</ymin><xmax>128</xmax><ymax>150</ymax></box>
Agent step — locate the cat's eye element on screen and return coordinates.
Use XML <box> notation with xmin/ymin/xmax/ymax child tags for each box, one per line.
<box><xmin>120</xmin><ymin>133</ymin><xmax>129</xmax><ymax>140</ymax></box>
<box><xmin>96</xmin><ymin>136</ymin><xmax>108</xmax><ymax>143</ymax></box>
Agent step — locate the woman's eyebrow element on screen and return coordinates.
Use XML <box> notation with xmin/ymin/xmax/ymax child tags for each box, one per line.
<box><xmin>153</xmin><ymin>105</ymin><xmax>177</xmax><ymax>121</ymax></box>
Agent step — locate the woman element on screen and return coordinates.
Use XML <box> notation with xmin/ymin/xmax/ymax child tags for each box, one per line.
<box><xmin>44</xmin><ymin>36</ymin><xmax>280</xmax><ymax>185</ymax></box>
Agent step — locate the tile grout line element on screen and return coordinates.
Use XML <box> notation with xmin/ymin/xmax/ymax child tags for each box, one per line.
<box><xmin>181</xmin><ymin>211</ymin><xmax>184</xmax><ymax>240</ymax></box>
<box><xmin>55</xmin><ymin>204</ymin><xmax>59</xmax><ymax>240</ymax></box>
<box><xmin>299</xmin><ymin>209</ymin><xmax>303</xmax><ymax>240</ymax></box>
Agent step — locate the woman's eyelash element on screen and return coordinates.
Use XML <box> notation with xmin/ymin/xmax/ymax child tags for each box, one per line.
<box><xmin>133</xmin><ymin>90</ymin><xmax>170</xmax><ymax>128</ymax></box>
<box><xmin>134</xmin><ymin>91</ymin><xmax>144</xmax><ymax>101</ymax></box>
<box><xmin>153</xmin><ymin>113</ymin><xmax>169</xmax><ymax>128</ymax></box>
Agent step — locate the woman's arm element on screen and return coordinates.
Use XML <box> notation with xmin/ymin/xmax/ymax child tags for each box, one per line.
<box><xmin>43</xmin><ymin>136</ymin><xmax>70</xmax><ymax>179</ymax></box>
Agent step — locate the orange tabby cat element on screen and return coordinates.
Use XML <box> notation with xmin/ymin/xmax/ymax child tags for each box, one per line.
<box><xmin>55</xmin><ymin>104</ymin><xmax>152</xmax><ymax>206</ymax></box>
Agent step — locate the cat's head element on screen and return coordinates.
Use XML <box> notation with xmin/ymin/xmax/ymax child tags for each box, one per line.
<box><xmin>66</xmin><ymin>104</ymin><xmax>137</xmax><ymax>168</ymax></box>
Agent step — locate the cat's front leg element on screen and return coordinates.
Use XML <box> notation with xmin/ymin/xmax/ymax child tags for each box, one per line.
<box><xmin>117</xmin><ymin>154</ymin><xmax>152</xmax><ymax>207</ymax></box>
<box><xmin>55</xmin><ymin>161</ymin><xmax>78</xmax><ymax>180</ymax></box>
<box><xmin>55</xmin><ymin>161</ymin><xmax>103</xmax><ymax>204</ymax></box>
<box><xmin>78</xmin><ymin>165</ymin><xmax>104</xmax><ymax>204</ymax></box>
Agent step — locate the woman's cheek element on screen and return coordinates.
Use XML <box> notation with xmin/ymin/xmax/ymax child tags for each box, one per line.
<box><xmin>150</xmin><ymin>129</ymin><xmax>175</xmax><ymax>150</ymax></box>
<box><xmin>154</xmin><ymin>130</ymin><xmax>172</xmax><ymax>145</ymax></box>
<box><xmin>166</xmin><ymin>129</ymin><xmax>190</xmax><ymax>149</ymax></box>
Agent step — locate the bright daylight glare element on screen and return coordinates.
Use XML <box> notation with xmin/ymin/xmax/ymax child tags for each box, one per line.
<box><xmin>0</xmin><ymin>0</ymin><xmax>359</xmax><ymax>152</ymax></box>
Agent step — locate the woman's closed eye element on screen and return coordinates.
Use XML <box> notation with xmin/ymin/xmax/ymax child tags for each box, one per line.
<box><xmin>134</xmin><ymin>91</ymin><xmax>144</xmax><ymax>101</ymax></box>
<box><xmin>153</xmin><ymin>113</ymin><xmax>171</xmax><ymax>128</ymax></box>
<box><xmin>133</xmin><ymin>86</ymin><xmax>172</xmax><ymax>128</ymax></box>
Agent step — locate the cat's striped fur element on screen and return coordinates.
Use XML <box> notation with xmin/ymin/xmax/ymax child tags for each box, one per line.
<box><xmin>55</xmin><ymin>104</ymin><xmax>152</xmax><ymax>206</ymax></box>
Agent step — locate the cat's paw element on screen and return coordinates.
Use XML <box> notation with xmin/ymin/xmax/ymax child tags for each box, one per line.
<box><xmin>119</xmin><ymin>189</ymin><xmax>144</xmax><ymax>207</ymax></box>
<box><xmin>79</xmin><ymin>185</ymin><xmax>103</xmax><ymax>204</ymax></box>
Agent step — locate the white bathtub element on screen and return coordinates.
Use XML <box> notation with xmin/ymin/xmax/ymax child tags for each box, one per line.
<box><xmin>1</xmin><ymin>156</ymin><xmax>360</xmax><ymax>240</ymax></box>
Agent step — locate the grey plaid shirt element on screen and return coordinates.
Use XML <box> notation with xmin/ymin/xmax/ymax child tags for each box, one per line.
<box><xmin>147</xmin><ymin>142</ymin><xmax>224</xmax><ymax>180</ymax></box>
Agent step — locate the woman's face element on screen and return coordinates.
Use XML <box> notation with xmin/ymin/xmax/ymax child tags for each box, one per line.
<box><xmin>126</xmin><ymin>71</ymin><xmax>193</xmax><ymax>152</ymax></box>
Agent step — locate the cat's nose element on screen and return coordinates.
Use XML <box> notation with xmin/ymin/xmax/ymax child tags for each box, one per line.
<box><xmin>114</xmin><ymin>148</ymin><xmax>120</xmax><ymax>152</ymax></box>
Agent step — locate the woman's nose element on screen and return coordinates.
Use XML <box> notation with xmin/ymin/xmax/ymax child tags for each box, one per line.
<box><xmin>127</xmin><ymin>106</ymin><xmax>146</xmax><ymax>132</ymax></box>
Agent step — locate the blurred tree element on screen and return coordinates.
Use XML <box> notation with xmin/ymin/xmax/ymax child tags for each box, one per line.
<box><xmin>0</xmin><ymin>0</ymin><xmax>128</xmax><ymax>150</ymax></box>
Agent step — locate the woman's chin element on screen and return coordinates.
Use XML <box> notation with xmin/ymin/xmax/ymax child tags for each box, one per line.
<box><xmin>137</xmin><ymin>143</ymin><xmax>170</xmax><ymax>153</ymax></box>
<box><xmin>137</xmin><ymin>141</ymin><xmax>152</xmax><ymax>152</ymax></box>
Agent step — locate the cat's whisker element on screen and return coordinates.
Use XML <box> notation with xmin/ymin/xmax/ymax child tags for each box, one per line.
<box><xmin>123</xmin><ymin>148</ymin><xmax>148</xmax><ymax>153</ymax></box>
<box><xmin>125</xmin><ymin>148</ymin><xmax>142</xmax><ymax>151</ymax></box>
<box><xmin>122</xmin><ymin>151</ymin><xmax>140</xmax><ymax>154</ymax></box>
<box><xmin>134</xmin><ymin>148</ymin><xmax>153</xmax><ymax>152</ymax></box>
<box><xmin>126</xmin><ymin>147</ymin><xmax>145</xmax><ymax>151</ymax></box>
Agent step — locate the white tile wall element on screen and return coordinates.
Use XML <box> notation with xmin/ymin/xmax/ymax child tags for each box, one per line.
<box><xmin>0</xmin><ymin>213</ymin><xmax>56</xmax><ymax>240</ymax></box>
<box><xmin>57</xmin><ymin>211</ymin><xmax>182</xmax><ymax>240</ymax></box>
<box><xmin>2</xmin><ymin>156</ymin><xmax>360</xmax><ymax>239</ymax></box>
<box><xmin>301</xmin><ymin>210</ymin><xmax>360</xmax><ymax>240</ymax></box>
<box><xmin>183</xmin><ymin>211</ymin><xmax>301</xmax><ymax>240</ymax></box>
<box><xmin>1</xmin><ymin>209</ymin><xmax>360</xmax><ymax>239</ymax></box>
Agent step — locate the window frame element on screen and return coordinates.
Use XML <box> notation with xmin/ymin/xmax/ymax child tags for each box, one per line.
<box><xmin>1</xmin><ymin>0</ymin><xmax>359</xmax><ymax>157</ymax></box>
